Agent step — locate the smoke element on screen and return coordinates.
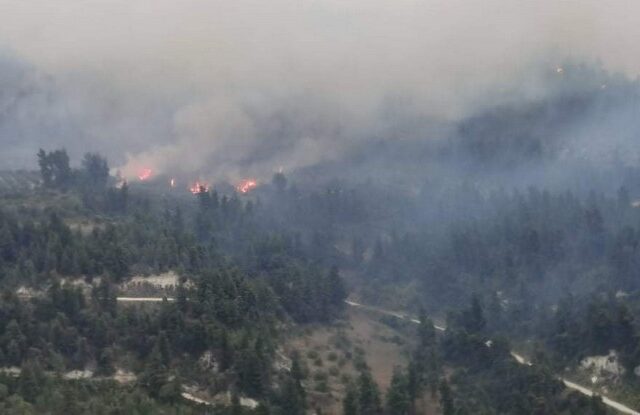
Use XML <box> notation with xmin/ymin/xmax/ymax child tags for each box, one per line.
<box><xmin>0</xmin><ymin>0</ymin><xmax>639</xmax><ymax>179</ymax></box>
<box><xmin>0</xmin><ymin>51</ymin><xmax>176</xmax><ymax>170</ymax></box>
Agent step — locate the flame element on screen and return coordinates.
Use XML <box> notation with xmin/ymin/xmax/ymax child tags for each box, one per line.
<box><xmin>170</xmin><ymin>178</ymin><xmax>176</xmax><ymax>188</ymax></box>
<box><xmin>138</xmin><ymin>168</ymin><xmax>153</xmax><ymax>181</ymax></box>
<box><xmin>237</xmin><ymin>179</ymin><xmax>258</xmax><ymax>194</ymax></box>
<box><xmin>556</xmin><ymin>66</ymin><xmax>564</xmax><ymax>75</ymax></box>
<box><xmin>189</xmin><ymin>181</ymin><xmax>209</xmax><ymax>194</ymax></box>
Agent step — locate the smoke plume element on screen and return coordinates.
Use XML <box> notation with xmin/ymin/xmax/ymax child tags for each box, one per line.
<box><xmin>0</xmin><ymin>0</ymin><xmax>639</xmax><ymax>180</ymax></box>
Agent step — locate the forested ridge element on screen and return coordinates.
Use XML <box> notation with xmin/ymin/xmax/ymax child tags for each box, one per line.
<box><xmin>0</xmin><ymin>150</ymin><xmax>348</xmax><ymax>414</ymax></box>
<box><xmin>4</xmin><ymin>0</ymin><xmax>640</xmax><ymax>411</ymax></box>
<box><xmin>6</xmin><ymin>82</ymin><xmax>640</xmax><ymax>415</ymax></box>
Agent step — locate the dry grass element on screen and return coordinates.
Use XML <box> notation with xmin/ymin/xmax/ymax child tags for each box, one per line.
<box><xmin>284</xmin><ymin>307</ymin><xmax>412</xmax><ymax>414</ymax></box>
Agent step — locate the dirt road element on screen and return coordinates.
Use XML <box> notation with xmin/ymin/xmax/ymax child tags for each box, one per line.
<box><xmin>345</xmin><ymin>300</ymin><xmax>640</xmax><ymax>415</ymax></box>
<box><xmin>116</xmin><ymin>295</ymin><xmax>639</xmax><ymax>414</ymax></box>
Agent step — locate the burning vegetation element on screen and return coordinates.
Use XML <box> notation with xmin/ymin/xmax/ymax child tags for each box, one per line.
<box><xmin>138</xmin><ymin>168</ymin><xmax>153</xmax><ymax>181</ymax></box>
<box><xmin>189</xmin><ymin>181</ymin><xmax>210</xmax><ymax>194</ymax></box>
<box><xmin>236</xmin><ymin>179</ymin><xmax>257</xmax><ymax>194</ymax></box>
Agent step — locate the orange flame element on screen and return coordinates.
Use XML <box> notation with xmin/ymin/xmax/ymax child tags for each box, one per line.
<box><xmin>237</xmin><ymin>179</ymin><xmax>258</xmax><ymax>194</ymax></box>
<box><xmin>138</xmin><ymin>168</ymin><xmax>153</xmax><ymax>181</ymax></box>
<box><xmin>190</xmin><ymin>181</ymin><xmax>209</xmax><ymax>194</ymax></box>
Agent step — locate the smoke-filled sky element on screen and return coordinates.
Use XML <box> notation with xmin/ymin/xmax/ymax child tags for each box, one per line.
<box><xmin>0</xmin><ymin>0</ymin><xmax>639</xmax><ymax>179</ymax></box>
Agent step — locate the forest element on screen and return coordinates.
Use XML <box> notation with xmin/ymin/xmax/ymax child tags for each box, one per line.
<box><xmin>1</xmin><ymin>137</ymin><xmax>638</xmax><ymax>414</ymax></box>
<box><xmin>5</xmin><ymin>0</ymin><xmax>640</xmax><ymax>413</ymax></box>
<box><xmin>0</xmin><ymin>150</ymin><xmax>349</xmax><ymax>414</ymax></box>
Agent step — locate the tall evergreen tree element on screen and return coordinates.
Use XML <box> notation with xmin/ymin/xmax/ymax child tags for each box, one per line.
<box><xmin>343</xmin><ymin>382</ymin><xmax>359</xmax><ymax>415</ymax></box>
<box><xmin>386</xmin><ymin>368</ymin><xmax>410</xmax><ymax>415</ymax></box>
<box><xmin>439</xmin><ymin>380</ymin><xmax>455</xmax><ymax>415</ymax></box>
<box><xmin>81</xmin><ymin>153</ymin><xmax>110</xmax><ymax>189</ymax></box>
<box><xmin>358</xmin><ymin>371</ymin><xmax>382</xmax><ymax>415</ymax></box>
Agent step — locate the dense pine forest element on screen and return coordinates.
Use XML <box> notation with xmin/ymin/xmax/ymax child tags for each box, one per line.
<box><xmin>2</xmin><ymin>135</ymin><xmax>638</xmax><ymax>414</ymax></box>
<box><xmin>0</xmin><ymin>150</ymin><xmax>350</xmax><ymax>414</ymax></box>
<box><xmin>5</xmin><ymin>0</ymin><xmax>640</xmax><ymax>413</ymax></box>
<box><xmin>2</xmin><ymin>63</ymin><xmax>640</xmax><ymax>415</ymax></box>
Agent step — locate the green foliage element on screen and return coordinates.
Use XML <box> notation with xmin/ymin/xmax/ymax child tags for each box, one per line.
<box><xmin>342</xmin><ymin>382</ymin><xmax>358</xmax><ymax>415</ymax></box>
<box><xmin>357</xmin><ymin>370</ymin><xmax>382</xmax><ymax>415</ymax></box>
<box><xmin>80</xmin><ymin>153</ymin><xmax>109</xmax><ymax>189</ymax></box>
<box><xmin>37</xmin><ymin>149</ymin><xmax>72</xmax><ymax>190</ymax></box>
<box><xmin>0</xmin><ymin>376</ymin><xmax>199</xmax><ymax>414</ymax></box>
<box><xmin>17</xmin><ymin>148</ymin><xmax>629</xmax><ymax>413</ymax></box>
<box><xmin>386</xmin><ymin>368</ymin><xmax>410</xmax><ymax>415</ymax></box>
<box><xmin>438</xmin><ymin>379</ymin><xmax>454</xmax><ymax>415</ymax></box>
<box><xmin>272</xmin><ymin>173</ymin><xmax>287</xmax><ymax>193</ymax></box>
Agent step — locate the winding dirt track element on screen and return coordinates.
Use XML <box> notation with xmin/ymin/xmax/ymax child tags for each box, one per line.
<box><xmin>344</xmin><ymin>299</ymin><xmax>640</xmax><ymax>415</ymax></box>
<box><xmin>116</xmin><ymin>296</ymin><xmax>639</xmax><ymax>414</ymax></box>
<box><xmin>116</xmin><ymin>297</ymin><xmax>174</xmax><ymax>302</ymax></box>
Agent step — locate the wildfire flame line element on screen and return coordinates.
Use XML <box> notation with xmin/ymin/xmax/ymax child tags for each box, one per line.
<box><xmin>237</xmin><ymin>179</ymin><xmax>257</xmax><ymax>194</ymax></box>
<box><xmin>138</xmin><ymin>168</ymin><xmax>153</xmax><ymax>181</ymax></box>
<box><xmin>189</xmin><ymin>181</ymin><xmax>209</xmax><ymax>194</ymax></box>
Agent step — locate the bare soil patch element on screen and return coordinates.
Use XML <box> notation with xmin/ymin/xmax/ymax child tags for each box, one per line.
<box><xmin>284</xmin><ymin>307</ymin><xmax>411</xmax><ymax>414</ymax></box>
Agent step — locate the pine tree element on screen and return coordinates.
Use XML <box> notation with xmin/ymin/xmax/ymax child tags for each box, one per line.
<box><xmin>37</xmin><ymin>149</ymin><xmax>72</xmax><ymax>189</ymax></box>
<box><xmin>461</xmin><ymin>295</ymin><xmax>486</xmax><ymax>334</ymax></box>
<box><xmin>158</xmin><ymin>375</ymin><xmax>182</xmax><ymax>403</ymax></box>
<box><xmin>327</xmin><ymin>266</ymin><xmax>347</xmax><ymax>306</ymax></box>
<box><xmin>7</xmin><ymin>339</ymin><xmax>22</xmax><ymax>366</ymax></box>
<box><xmin>18</xmin><ymin>360</ymin><xmax>45</xmax><ymax>403</ymax></box>
<box><xmin>417</xmin><ymin>307</ymin><xmax>436</xmax><ymax>348</ymax></box>
<box><xmin>254</xmin><ymin>403</ymin><xmax>271</xmax><ymax>415</ymax></box>
<box><xmin>152</xmin><ymin>332</ymin><xmax>169</xmax><ymax>366</ymax></box>
<box><xmin>406</xmin><ymin>360</ymin><xmax>421</xmax><ymax>403</ymax></box>
<box><xmin>236</xmin><ymin>346</ymin><xmax>264</xmax><ymax>397</ymax></box>
<box><xmin>119</xmin><ymin>181</ymin><xmax>129</xmax><ymax>212</ymax></box>
<box><xmin>589</xmin><ymin>395</ymin><xmax>607</xmax><ymax>415</ymax></box>
<box><xmin>72</xmin><ymin>337</ymin><xmax>90</xmax><ymax>369</ymax></box>
<box><xmin>176</xmin><ymin>281</ymin><xmax>188</xmax><ymax>312</ymax></box>
<box><xmin>219</xmin><ymin>330</ymin><xmax>233</xmax><ymax>371</ymax></box>
<box><xmin>386</xmin><ymin>368</ymin><xmax>410</xmax><ymax>415</ymax></box>
<box><xmin>140</xmin><ymin>350</ymin><xmax>168</xmax><ymax>399</ymax></box>
<box><xmin>291</xmin><ymin>355</ymin><xmax>306</xmax><ymax>403</ymax></box>
<box><xmin>280</xmin><ymin>375</ymin><xmax>306</xmax><ymax>415</ymax></box>
<box><xmin>358</xmin><ymin>371</ymin><xmax>382</xmax><ymax>415</ymax></box>
<box><xmin>343</xmin><ymin>382</ymin><xmax>359</xmax><ymax>415</ymax></box>
<box><xmin>272</xmin><ymin>172</ymin><xmax>287</xmax><ymax>193</ymax></box>
<box><xmin>37</xmin><ymin>149</ymin><xmax>53</xmax><ymax>187</ymax></box>
<box><xmin>439</xmin><ymin>379</ymin><xmax>455</xmax><ymax>415</ymax></box>
<box><xmin>81</xmin><ymin>153</ymin><xmax>109</xmax><ymax>189</ymax></box>
<box><xmin>96</xmin><ymin>347</ymin><xmax>115</xmax><ymax>376</ymax></box>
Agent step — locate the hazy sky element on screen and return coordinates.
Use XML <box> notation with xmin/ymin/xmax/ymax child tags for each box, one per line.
<box><xmin>0</xmin><ymin>0</ymin><xmax>638</xmax><ymax>178</ymax></box>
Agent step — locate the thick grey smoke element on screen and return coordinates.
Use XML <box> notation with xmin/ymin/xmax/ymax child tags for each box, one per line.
<box><xmin>0</xmin><ymin>0</ymin><xmax>639</xmax><ymax>180</ymax></box>
<box><xmin>0</xmin><ymin>51</ymin><xmax>176</xmax><ymax>169</ymax></box>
